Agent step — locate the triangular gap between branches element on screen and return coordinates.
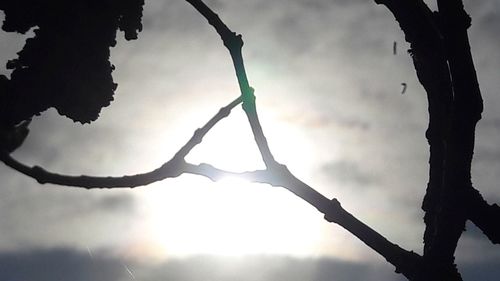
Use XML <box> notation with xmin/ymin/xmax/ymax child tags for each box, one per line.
<box><xmin>186</xmin><ymin>104</ymin><xmax>266</xmax><ymax>173</ymax></box>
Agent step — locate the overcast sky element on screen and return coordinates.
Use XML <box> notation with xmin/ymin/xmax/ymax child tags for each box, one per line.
<box><xmin>1</xmin><ymin>0</ymin><xmax>499</xmax><ymax>280</ymax></box>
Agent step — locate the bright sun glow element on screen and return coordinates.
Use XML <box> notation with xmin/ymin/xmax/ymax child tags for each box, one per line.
<box><xmin>141</xmin><ymin>176</ymin><xmax>324</xmax><ymax>259</ymax></box>
<box><xmin>134</xmin><ymin>109</ymin><xmax>327</xmax><ymax>260</ymax></box>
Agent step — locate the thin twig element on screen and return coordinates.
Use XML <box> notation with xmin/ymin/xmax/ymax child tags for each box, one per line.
<box><xmin>185</xmin><ymin>0</ymin><xmax>276</xmax><ymax>168</ymax></box>
<box><xmin>0</xmin><ymin>96</ymin><xmax>242</xmax><ymax>188</ymax></box>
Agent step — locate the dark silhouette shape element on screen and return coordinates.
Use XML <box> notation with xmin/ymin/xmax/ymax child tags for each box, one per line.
<box><xmin>0</xmin><ymin>119</ymin><xmax>30</xmax><ymax>153</ymax></box>
<box><xmin>1</xmin><ymin>1</ymin><xmax>499</xmax><ymax>281</ymax></box>
<box><xmin>401</xmin><ymin>82</ymin><xmax>407</xmax><ymax>94</ymax></box>
<box><xmin>0</xmin><ymin>0</ymin><xmax>144</xmax><ymax>126</ymax></box>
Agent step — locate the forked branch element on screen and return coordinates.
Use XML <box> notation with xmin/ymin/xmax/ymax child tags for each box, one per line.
<box><xmin>185</xmin><ymin>0</ymin><xmax>276</xmax><ymax>168</ymax></box>
<box><xmin>6</xmin><ymin>1</ymin><xmax>500</xmax><ymax>280</ymax></box>
<box><xmin>0</xmin><ymin>96</ymin><xmax>242</xmax><ymax>188</ymax></box>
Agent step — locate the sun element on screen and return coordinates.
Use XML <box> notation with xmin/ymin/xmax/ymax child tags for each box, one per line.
<box><xmin>132</xmin><ymin>110</ymin><xmax>327</xmax><ymax>260</ymax></box>
<box><xmin>140</xmin><ymin>175</ymin><xmax>324</xmax><ymax>259</ymax></box>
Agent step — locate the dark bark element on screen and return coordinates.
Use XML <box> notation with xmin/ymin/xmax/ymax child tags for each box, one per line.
<box><xmin>466</xmin><ymin>189</ymin><xmax>500</xmax><ymax>243</ymax></box>
<box><xmin>374</xmin><ymin>0</ymin><xmax>500</xmax><ymax>279</ymax></box>
<box><xmin>1</xmin><ymin>1</ymin><xmax>499</xmax><ymax>280</ymax></box>
<box><xmin>375</xmin><ymin>1</ymin><xmax>459</xmax><ymax>279</ymax></box>
<box><xmin>424</xmin><ymin>0</ymin><xmax>483</xmax><ymax>265</ymax></box>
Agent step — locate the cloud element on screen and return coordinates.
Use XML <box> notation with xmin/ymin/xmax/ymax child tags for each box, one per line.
<box><xmin>0</xmin><ymin>167</ymin><xmax>138</xmax><ymax>252</ymax></box>
<box><xmin>2</xmin><ymin>248</ymin><xmax>500</xmax><ymax>281</ymax></box>
<box><xmin>131</xmin><ymin>255</ymin><xmax>406</xmax><ymax>281</ymax></box>
<box><xmin>0</xmin><ymin>248</ymin><xmax>125</xmax><ymax>281</ymax></box>
<box><xmin>461</xmin><ymin>259</ymin><xmax>500</xmax><ymax>281</ymax></box>
<box><xmin>0</xmin><ymin>250</ymin><xmax>404</xmax><ymax>281</ymax></box>
<box><xmin>321</xmin><ymin>160</ymin><xmax>377</xmax><ymax>187</ymax></box>
<box><xmin>451</xmin><ymin>222</ymin><xmax>500</xmax><ymax>273</ymax></box>
<box><xmin>463</xmin><ymin>221</ymin><xmax>489</xmax><ymax>240</ymax></box>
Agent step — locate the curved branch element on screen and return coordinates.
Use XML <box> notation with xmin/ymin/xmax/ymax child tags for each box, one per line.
<box><xmin>0</xmin><ymin>152</ymin><xmax>181</xmax><ymax>188</ymax></box>
<box><xmin>189</xmin><ymin>161</ymin><xmax>424</xmax><ymax>280</ymax></box>
<box><xmin>185</xmin><ymin>0</ymin><xmax>276</xmax><ymax>168</ymax></box>
<box><xmin>0</xmin><ymin>96</ymin><xmax>242</xmax><ymax>188</ymax></box>
<box><xmin>183</xmin><ymin>162</ymin><xmax>270</xmax><ymax>183</ymax></box>
<box><xmin>174</xmin><ymin>96</ymin><xmax>242</xmax><ymax>160</ymax></box>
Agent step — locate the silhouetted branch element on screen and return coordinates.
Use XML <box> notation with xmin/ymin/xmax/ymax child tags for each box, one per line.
<box><xmin>375</xmin><ymin>0</ymin><xmax>441</xmax><ymax>46</ymax></box>
<box><xmin>186</xmin><ymin>161</ymin><xmax>424</xmax><ymax>280</ymax></box>
<box><xmin>174</xmin><ymin>96</ymin><xmax>242</xmax><ymax>160</ymax></box>
<box><xmin>0</xmin><ymin>96</ymin><xmax>242</xmax><ymax>188</ymax></box>
<box><xmin>185</xmin><ymin>0</ymin><xmax>276</xmax><ymax>168</ymax></box>
<box><xmin>419</xmin><ymin>0</ymin><xmax>484</xmax><ymax>271</ymax></box>
<box><xmin>464</xmin><ymin>188</ymin><xmax>500</xmax><ymax>244</ymax></box>
<box><xmin>0</xmin><ymin>152</ymin><xmax>181</xmax><ymax>188</ymax></box>
<box><xmin>377</xmin><ymin>0</ymin><xmax>496</xmax><ymax>280</ymax></box>
<box><xmin>375</xmin><ymin>1</ymin><xmax>467</xmax><ymax>280</ymax></box>
<box><xmin>183</xmin><ymin>162</ymin><xmax>268</xmax><ymax>183</ymax></box>
<box><xmin>375</xmin><ymin>1</ymin><xmax>455</xmax><ymax>278</ymax></box>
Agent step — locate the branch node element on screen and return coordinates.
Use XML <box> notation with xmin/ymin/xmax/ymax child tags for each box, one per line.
<box><xmin>193</xmin><ymin>128</ymin><xmax>204</xmax><ymax>144</ymax></box>
<box><xmin>32</xmin><ymin>166</ymin><xmax>47</xmax><ymax>184</ymax></box>
<box><xmin>242</xmin><ymin>87</ymin><xmax>256</xmax><ymax>112</ymax></box>
<box><xmin>197</xmin><ymin>162</ymin><xmax>223</xmax><ymax>181</ymax></box>
<box><xmin>219</xmin><ymin>106</ymin><xmax>231</xmax><ymax>118</ymax></box>
<box><xmin>324</xmin><ymin>198</ymin><xmax>342</xmax><ymax>223</ymax></box>
<box><xmin>223</xmin><ymin>32</ymin><xmax>243</xmax><ymax>50</ymax></box>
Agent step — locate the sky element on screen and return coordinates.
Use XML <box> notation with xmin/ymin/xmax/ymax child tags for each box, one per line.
<box><xmin>0</xmin><ymin>0</ymin><xmax>499</xmax><ymax>280</ymax></box>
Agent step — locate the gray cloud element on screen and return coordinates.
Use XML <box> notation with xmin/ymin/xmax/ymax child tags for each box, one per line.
<box><xmin>1</xmin><ymin>249</ymin><xmax>499</xmax><ymax>281</ymax></box>
<box><xmin>321</xmin><ymin>160</ymin><xmax>377</xmax><ymax>187</ymax></box>
<box><xmin>130</xmin><ymin>255</ymin><xmax>406</xmax><ymax>281</ymax></box>
<box><xmin>463</xmin><ymin>221</ymin><xmax>489</xmax><ymax>240</ymax></box>
<box><xmin>0</xmin><ymin>250</ymin><xmax>403</xmax><ymax>281</ymax></box>
<box><xmin>0</xmin><ymin>248</ymin><xmax>125</xmax><ymax>281</ymax></box>
<box><xmin>0</xmin><ymin>167</ymin><xmax>138</xmax><ymax>251</ymax></box>
<box><xmin>460</xmin><ymin>259</ymin><xmax>500</xmax><ymax>281</ymax></box>
<box><xmin>96</xmin><ymin>193</ymin><xmax>135</xmax><ymax>212</ymax></box>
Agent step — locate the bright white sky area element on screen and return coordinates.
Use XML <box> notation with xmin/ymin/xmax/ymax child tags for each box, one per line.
<box><xmin>0</xmin><ymin>0</ymin><xmax>499</xmax><ymax>280</ymax></box>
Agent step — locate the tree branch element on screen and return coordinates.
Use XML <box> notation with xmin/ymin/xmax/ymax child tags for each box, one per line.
<box><xmin>186</xmin><ymin>161</ymin><xmax>425</xmax><ymax>280</ymax></box>
<box><xmin>463</xmin><ymin>187</ymin><xmax>500</xmax><ymax>244</ymax></box>
<box><xmin>374</xmin><ymin>1</ymin><xmax>465</xmax><ymax>280</ymax></box>
<box><xmin>5</xmin><ymin>1</ymin><xmax>497</xmax><ymax>280</ymax></box>
<box><xmin>0</xmin><ymin>96</ymin><xmax>242</xmax><ymax>188</ymax></box>
<box><xmin>185</xmin><ymin>0</ymin><xmax>276</xmax><ymax>168</ymax></box>
<box><xmin>377</xmin><ymin>0</ymin><xmax>499</xmax><ymax>280</ymax></box>
<box><xmin>420</xmin><ymin>0</ymin><xmax>484</xmax><ymax>269</ymax></box>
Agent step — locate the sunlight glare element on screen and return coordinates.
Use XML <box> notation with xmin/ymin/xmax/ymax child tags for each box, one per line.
<box><xmin>139</xmin><ymin>175</ymin><xmax>324</xmax><ymax>259</ymax></box>
<box><xmin>131</xmin><ymin>97</ymin><xmax>333</xmax><ymax>260</ymax></box>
